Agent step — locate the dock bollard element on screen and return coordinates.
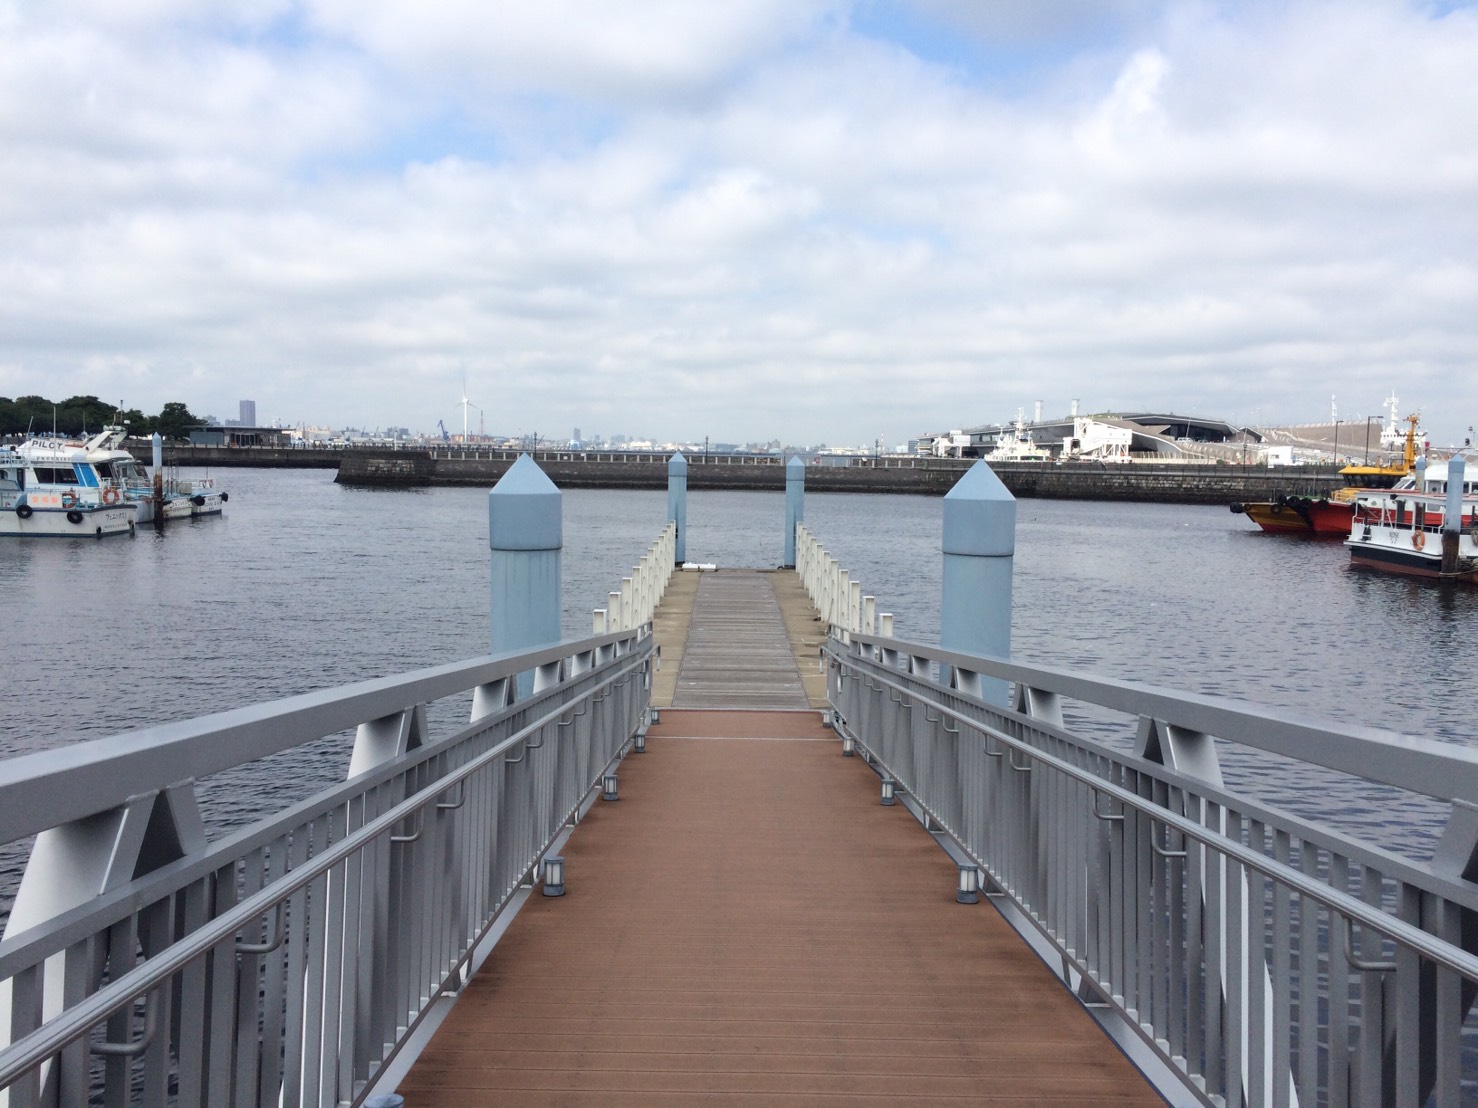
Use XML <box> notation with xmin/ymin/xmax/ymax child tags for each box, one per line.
<box><xmin>668</xmin><ymin>451</ymin><xmax>687</xmax><ymax>564</ymax></box>
<box><xmin>941</xmin><ymin>461</ymin><xmax>1015</xmax><ymax>707</ymax></box>
<box><xmin>488</xmin><ymin>455</ymin><xmax>562</xmax><ymax>696</ymax></box>
<box><xmin>784</xmin><ymin>455</ymin><xmax>805</xmax><ymax>567</ymax></box>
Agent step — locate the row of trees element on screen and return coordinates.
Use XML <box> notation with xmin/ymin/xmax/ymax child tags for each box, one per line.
<box><xmin>0</xmin><ymin>396</ymin><xmax>204</xmax><ymax>440</ymax></box>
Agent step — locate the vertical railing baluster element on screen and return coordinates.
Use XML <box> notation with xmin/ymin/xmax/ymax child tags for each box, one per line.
<box><xmin>1329</xmin><ymin>854</ymin><xmax>1351</xmax><ymax>1107</ymax></box>
<box><xmin>1245</xmin><ymin>819</ymin><xmax>1268</xmax><ymax>1108</ymax></box>
<box><xmin>100</xmin><ymin>914</ymin><xmax>139</xmax><ymax>1108</ymax></box>
<box><xmin>1297</xmin><ymin>843</ymin><xmax>1322</xmax><ymax>1102</ymax></box>
<box><xmin>1270</xmin><ymin>829</ymin><xmax>1293</xmax><ymax>1108</ymax></box>
<box><xmin>1202</xmin><ymin>799</ymin><xmax>1225</xmax><ymax>1100</ymax></box>
<box><xmin>1356</xmin><ymin>866</ymin><xmax>1388</xmax><ymax>1107</ymax></box>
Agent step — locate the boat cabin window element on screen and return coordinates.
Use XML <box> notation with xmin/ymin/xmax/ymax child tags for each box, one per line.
<box><xmin>0</xmin><ymin>467</ymin><xmax>17</xmax><ymax>489</ymax></box>
<box><xmin>31</xmin><ymin>465</ymin><xmax>78</xmax><ymax>485</ymax></box>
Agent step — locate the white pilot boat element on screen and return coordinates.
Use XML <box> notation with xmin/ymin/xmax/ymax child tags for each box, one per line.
<box><xmin>1</xmin><ymin>427</ymin><xmax>228</xmax><ymax>537</ymax></box>
<box><xmin>1</xmin><ymin>434</ymin><xmax>137</xmax><ymax>538</ymax></box>
<box><xmin>1346</xmin><ymin>460</ymin><xmax>1478</xmax><ymax>582</ymax></box>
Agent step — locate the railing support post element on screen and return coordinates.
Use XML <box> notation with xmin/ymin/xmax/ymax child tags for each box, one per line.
<box><xmin>784</xmin><ymin>455</ymin><xmax>805</xmax><ymax>567</ymax></box>
<box><xmin>940</xmin><ymin>460</ymin><xmax>1015</xmax><ymax>706</ymax></box>
<box><xmin>668</xmin><ymin>452</ymin><xmax>687</xmax><ymax>565</ymax></box>
<box><xmin>488</xmin><ymin>455</ymin><xmax>562</xmax><ymax>696</ymax></box>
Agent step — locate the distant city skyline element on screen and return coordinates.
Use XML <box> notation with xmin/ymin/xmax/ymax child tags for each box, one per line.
<box><xmin>3</xmin><ymin>2</ymin><xmax>1476</xmax><ymax>448</ymax></box>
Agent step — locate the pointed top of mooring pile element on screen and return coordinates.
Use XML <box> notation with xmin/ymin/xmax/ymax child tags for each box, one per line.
<box><xmin>488</xmin><ymin>454</ymin><xmax>562</xmax><ymax>551</ymax></box>
<box><xmin>786</xmin><ymin>454</ymin><xmax>805</xmax><ymax>481</ymax></box>
<box><xmin>942</xmin><ymin>460</ymin><xmax>1015</xmax><ymax>557</ymax></box>
<box><xmin>669</xmin><ymin>451</ymin><xmax>688</xmax><ymax>475</ymax></box>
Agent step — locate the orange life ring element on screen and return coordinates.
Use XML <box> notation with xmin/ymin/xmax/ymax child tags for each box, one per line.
<box><xmin>1412</xmin><ymin>530</ymin><xmax>1426</xmax><ymax>550</ymax></box>
<box><xmin>102</xmin><ymin>487</ymin><xmax>119</xmax><ymax>506</ymax></box>
<box><xmin>60</xmin><ymin>491</ymin><xmax>77</xmax><ymax>509</ymax></box>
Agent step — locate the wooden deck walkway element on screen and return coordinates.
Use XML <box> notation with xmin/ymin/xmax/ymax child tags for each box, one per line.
<box><xmin>673</xmin><ymin>571</ymin><xmax>811</xmax><ymax>709</ymax></box>
<box><xmin>395</xmin><ymin>570</ymin><xmax>1163</xmax><ymax>1105</ymax></box>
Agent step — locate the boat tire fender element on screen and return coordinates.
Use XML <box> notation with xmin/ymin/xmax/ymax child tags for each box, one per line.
<box><xmin>1413</xmin><ymin>531</ymin><xmax>1426</xmax><ymax>551</ymax></box>
<box><xmin>220</xmin><ymin>492</ymin><xmax>229</xmax><ymax>503</ymax></box>
<box><xmin>15</xmin><ymin>502</ymin><xmax>32</xmax><ymax>519</ymax></box>
<box><xmin>66</xmin><ymin>509</ymin><xmax>84</xmax><ymax>525</ymax></box>
<box><xmin>191</xmin><ymin>495</ymin><xmax>206</xmax><ymax>507</ymax></box>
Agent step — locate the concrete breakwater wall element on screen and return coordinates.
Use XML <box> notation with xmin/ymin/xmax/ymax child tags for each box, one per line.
<box><xmin>333</xmin><ymin>449</ymin><xmax>1344</xmax><ymax>505</ymax></box>
<box><xmin>127</xmin><ymin>444</ymin><xmax>345</xmax><ymax>469</ymax></box>
<box><xmin>134</xmin><ymin>444</ymin><xmax>1345</xmax><ymax>504</ymax></box>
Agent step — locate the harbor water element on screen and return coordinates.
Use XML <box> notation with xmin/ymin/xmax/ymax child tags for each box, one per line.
<box><xmin>3</xmin><ymin>466</ymin><xmax>1478</xmax><ymax>920</ymax></box>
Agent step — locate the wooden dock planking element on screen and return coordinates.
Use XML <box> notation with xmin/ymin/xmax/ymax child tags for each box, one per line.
<box><xmin>397</xmin><ymin>710</ymin><xmax>1164</xmax><ymax>1106</ymax></box>
<box><xmin>671</xmin><ymin>571</ymin><xmax>810</xmax><ymax>710</ymax></box>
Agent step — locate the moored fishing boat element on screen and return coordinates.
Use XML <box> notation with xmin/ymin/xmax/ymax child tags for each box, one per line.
<box><xmin>1</xmin><ymin>438</ymin><xmax>137</xmax><ymax>538</ymax></box>
<box><xmin>0</xmin><ymin>426</ymin><xmax>228</xmax><ymax>537</ymax></box>
<box><xmin>1346</xmin><ymin>458</ymin><xmax>1478</xmax><ymax>581</ymax></box>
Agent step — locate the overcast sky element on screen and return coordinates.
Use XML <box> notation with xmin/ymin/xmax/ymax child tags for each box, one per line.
<box><xmin>2</xmin><ymin>1</ymin><xmax>1476</xmax><ymax>447</ymax></box>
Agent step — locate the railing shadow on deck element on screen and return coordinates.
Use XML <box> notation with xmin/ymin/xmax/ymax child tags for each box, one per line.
<box><xmin>0</xmin><ymin>628</ymin><xmax>655</xmax><ymax>1107</ymax></box>
<box><xmin>825</xmin><ymin>630</ymin><xmax>1478</xmax><ymax>1108</ymax></box>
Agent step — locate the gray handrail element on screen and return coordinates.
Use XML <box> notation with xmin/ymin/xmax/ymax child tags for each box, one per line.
<box><xmin>827</xmin><ymin>642</ymin><xmax>1478</xmax><ymax>981</ymax></box>
<box><xmin>0</xmin><ymin>629</ymin><xmax>642</xmax><ymax>842</ymax></box>
<box><xmin>0</xmin><ymin>652</ymin><xmax>645</xmax><ymax>1089</ymax></box>
<box><xmin>845</xmin><ymin>632</ymin><xmax>1478</xmax><ymax>804</ymax></box>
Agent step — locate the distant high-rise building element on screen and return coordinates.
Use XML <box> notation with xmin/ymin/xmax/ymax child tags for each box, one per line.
<box><xmin>573</xmin><ymin>427</ymin><xmax>581</xmax><ymax>444</ymax></box>
<box><xmin>240</xmin><ymin>400</ymin><xmax>256</xmax><ymax>427</ymax></box>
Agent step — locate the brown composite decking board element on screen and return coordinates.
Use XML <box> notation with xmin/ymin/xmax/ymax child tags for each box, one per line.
<box><xmin>397</xmin><ymin>710</ymin><xmax>1164</xmax><ymax>1106</ymax></box>
<box><xmin>672</xmin><ymin>571</ymin><xmax>810</xmax><ymax>710</ymax></box>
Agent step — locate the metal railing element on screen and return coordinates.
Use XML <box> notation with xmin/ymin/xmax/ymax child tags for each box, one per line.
<box><xmin>826</xmin><ymin>632</ymin><xmax>1478</xmax><ymax>1108</ymax></box>
<box><xmin>594</xmin><ymin>522</ymin><xmax>677</xmax><ymax>632</ymax></box>
<box><xmin>794</xmin><ymin>523</ymin><xmax>892</xmax><ymax>639</ymax></box>
<box><xmin>0</xmin><ymin>628</ymin><xmax>654</xmax><ymax>1107</ymax></box>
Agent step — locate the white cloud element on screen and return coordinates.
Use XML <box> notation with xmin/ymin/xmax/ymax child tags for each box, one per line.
<box><xmin>303</xmin><ymin>0</ymin><xmax>836</xmax><ymax>105</ymax></box>
<box><xmin>1</xmin><ymin>0</ymin><xmax>1476</xmax><ymax>446</ymax></box>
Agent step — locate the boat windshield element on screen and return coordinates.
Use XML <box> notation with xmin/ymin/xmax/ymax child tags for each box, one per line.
<box><xmin>1342</xmin><ymin>472</ymin><xmax>1401</xmax><ymax>489</ymax></box>
<box><xmin>31</xmin><ymin>465</ymin><xmax>79</xmax><ymax>485</ymax></box>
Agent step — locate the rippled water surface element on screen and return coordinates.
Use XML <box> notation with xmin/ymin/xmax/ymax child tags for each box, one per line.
<box><xmin>4</xmin><ymin>468</ymin><xmax>1478</xmax><ymax>911</ymax></box>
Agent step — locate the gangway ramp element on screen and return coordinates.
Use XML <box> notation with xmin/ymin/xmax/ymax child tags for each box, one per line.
<box><xmin>396</xmin><ymin>570</ymin><xmax>1162</xmax><ymax>1105</ymax></box>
